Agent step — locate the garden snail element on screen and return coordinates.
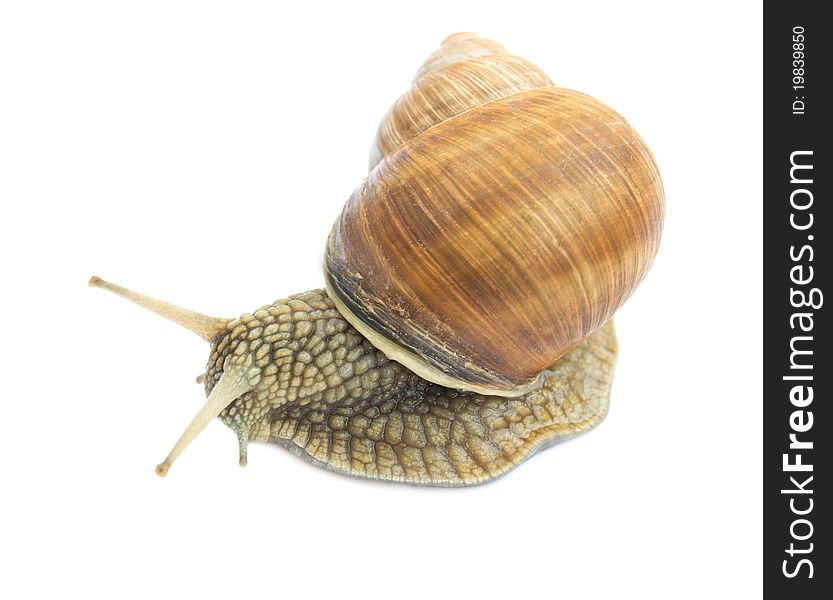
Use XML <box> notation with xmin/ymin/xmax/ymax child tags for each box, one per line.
<box><xmin>90</xmin><ymin>33</ymin><xmax>664</xmax><ymax>486</ymax></box>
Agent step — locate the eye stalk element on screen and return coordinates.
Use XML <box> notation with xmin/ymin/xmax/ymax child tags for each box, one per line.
<box><xmin>89</xmin><ymin>276</ymin><xmax>252</xmax><ymax>476</ymax></box>
<box><xmin>154</xmin><ymin>365</ymin><xmax>254</xmax><ymax>477</ymax></box>
<box><xmin>88</xmin><ymin>276</ymin><xmax>229</xmax><ymax>341</ymax></box>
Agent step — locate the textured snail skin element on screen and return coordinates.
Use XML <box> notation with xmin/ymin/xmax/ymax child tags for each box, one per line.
<box><xmin>207</xmin><ymin>290</ymin><xmax>616</xmax><ymax>486</ymax></box>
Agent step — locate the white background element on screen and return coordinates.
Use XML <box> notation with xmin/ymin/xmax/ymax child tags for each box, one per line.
<box><xmin>0</xmin><ymin>1</ymin><xmax>762</xmax><ymax>598</ymax></box>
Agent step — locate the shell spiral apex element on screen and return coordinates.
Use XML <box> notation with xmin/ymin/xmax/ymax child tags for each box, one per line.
<box><xmin>326</xmin><ymin>33</ymin><xmax>664</xmax><ymax>396</ymax></box>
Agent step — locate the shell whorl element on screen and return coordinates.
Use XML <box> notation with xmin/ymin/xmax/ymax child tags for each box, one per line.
<box><xmin>370</xmin><ymin>35</ymin><xmax>553</xmax><ymax>169</ymax></box>
<box><xmin>414</xmin><ymin>32</ymin><xmax>508</xmax><ymax>79</ymax></box>
<box><xmin>326</xmin><ymin>34</ymin><xmax>664</xmax><ymax>396</ymax></box>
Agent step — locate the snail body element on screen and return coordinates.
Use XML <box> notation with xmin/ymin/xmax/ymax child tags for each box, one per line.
<box><xmin>206</xmin><ymin>291</ymin><xmax>617</xmax><ymax>485</ymax></box>
<box><xmin>90</xmin><ymin>33</ymin><xmax>663</xmax><ymax>486</ymax></box>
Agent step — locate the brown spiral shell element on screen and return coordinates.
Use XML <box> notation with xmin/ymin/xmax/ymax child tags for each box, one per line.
<box><xmin>325</xmin><ymin>34</ymin><xmax>664</xmax><ymax>396</ymax></box>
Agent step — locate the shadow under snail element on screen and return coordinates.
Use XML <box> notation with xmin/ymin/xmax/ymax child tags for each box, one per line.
<box><xmin>90</xmin><ymin>33</ymin><xmax>664</xmax><ymax>486</ymax></box>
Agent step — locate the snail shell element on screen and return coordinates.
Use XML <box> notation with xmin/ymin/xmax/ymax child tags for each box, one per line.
<box><xmin>326</xmin><ymin>33</ymin><xmax>664</xmax><ymax>397</ymax></box>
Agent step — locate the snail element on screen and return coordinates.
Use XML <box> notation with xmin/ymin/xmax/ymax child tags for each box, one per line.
<box><xmin>90</xmin><ymin>33</ymin><xmax>664</xmax><ymax>486</ymax></box>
